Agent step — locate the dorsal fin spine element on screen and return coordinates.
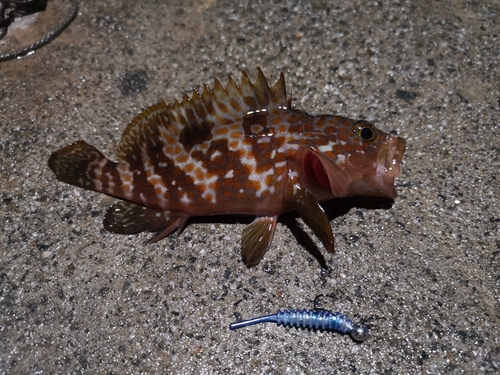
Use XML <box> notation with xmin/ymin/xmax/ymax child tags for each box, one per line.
<box><xmin>224</xmin><ymin>75</ymin><xmax>243</xmax><ymax>112</ymax></box>
<box><xmin>191</xmin><ymin>88</ymin><xmax>208</xmax><ymax>119</ymax></box>
<box><xmin>201</xmin><ymin>84</ymin><xmax>215</xmax><ymax>117</ymax></box>
<box><xmin>271</xmin><ymin>72</ymin><xmax>288</xmax><ymax>109</ymax></box>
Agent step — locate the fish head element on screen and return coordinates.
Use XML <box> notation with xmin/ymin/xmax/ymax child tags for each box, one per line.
<box><xmin>300</xmin><ymin>119</ymin><xmax>406</xmax><ymax>200</ymax></box>
<box><xmin>347</xmin><ymin>121</ymin><xmax>406</xmax><ymax>198</ymax></box>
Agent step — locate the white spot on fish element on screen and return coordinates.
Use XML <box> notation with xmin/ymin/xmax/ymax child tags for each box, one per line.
<box><xmin>202</xmin><ymin>189</ymin><xmax>217</xmax><ymax>203</ymax></box>
<box><xmin>211</xmin><ymin>150</ymin><xmax>221</xmax><ymax>160</ymax></box>
<box><xmin>240</xmin><ymin>155</ymin><xmax>257</xmax><ymax>172</ymax></box>
<box><xmin>180</xmin><ymin>193</ymin><xmax>191</xmax><ymax>204</ymax></box>
<box><xmin>318</xmin><ymin>144</ymin><xmax>336</xmax><ymax>153</ymax></box>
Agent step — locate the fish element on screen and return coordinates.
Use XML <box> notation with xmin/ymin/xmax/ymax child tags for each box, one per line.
<box><xmin>48</xmin><ymin>68</ymin><xmax>406</xmax><ymax>268</ymax></box>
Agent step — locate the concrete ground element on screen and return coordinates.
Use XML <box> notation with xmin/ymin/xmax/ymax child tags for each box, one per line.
<box><xmin>1</xmin><ymin>0</ymin><xmax>499</xmax><ymax>373</ymax></box>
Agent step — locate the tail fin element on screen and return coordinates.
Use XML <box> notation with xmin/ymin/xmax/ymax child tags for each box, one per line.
<box><xmin>48</xmin><ymin>140</ymin><xmax>118</xmax><ymax>195</ymax></box>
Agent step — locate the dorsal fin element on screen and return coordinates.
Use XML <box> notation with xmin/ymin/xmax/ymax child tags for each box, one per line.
<box><xmin>116</xmin><ymin>68</ymin><xmax>291</xmax><ymax>162</ymax></box>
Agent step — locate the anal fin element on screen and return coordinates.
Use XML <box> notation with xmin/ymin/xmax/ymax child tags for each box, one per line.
<box><xmin>241</xmin><ymin>216</ymin><xmax>278</xmax><ymax>268</ymax></box>
<box><xmin>104</xmin><ymin>201</ymin><xmax>187</xmax><ymax>243</ymax></box>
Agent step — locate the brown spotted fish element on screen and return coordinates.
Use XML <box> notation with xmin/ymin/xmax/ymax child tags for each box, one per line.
<box><xmin>48</xmin><ymin>69</ymin><xmax>406</xmax><ymax>267</ymax></box>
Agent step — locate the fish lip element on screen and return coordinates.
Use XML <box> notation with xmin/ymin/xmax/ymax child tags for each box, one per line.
<box><xmin>378</xmin><ymin>136</ymin><xmax>406</xmax><ymax>177</ymax></box>
<box><xmin>373</xmin><ymin>136</ymin><xmax>406</xmax><ymax>198</ymax></box>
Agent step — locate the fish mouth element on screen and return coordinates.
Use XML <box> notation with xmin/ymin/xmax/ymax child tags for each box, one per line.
<box><xmin>372</xmin><ymin>135</ymin><xmax>406</xmax><ymax>198</ymax></box>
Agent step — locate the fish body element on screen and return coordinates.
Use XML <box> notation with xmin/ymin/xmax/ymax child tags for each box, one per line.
<box><xmin>49</xmin><ymin>69</ymin><xmax>406</xmax><ymax>267</ymax></box>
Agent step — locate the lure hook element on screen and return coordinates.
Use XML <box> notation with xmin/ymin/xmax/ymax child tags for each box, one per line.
<box><xmin>313</xmin><ymin>293</ymin><xmax>346</xmax><ymax>310</ymax></box>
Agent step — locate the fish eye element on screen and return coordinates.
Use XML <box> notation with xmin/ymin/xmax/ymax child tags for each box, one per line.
<box><xmin>360</xmin><ymin>127</ymin><xmax>374</xmax><ymax>140</ymax></box>
<box><xmin>352</xmin><ymin>121</ymin><xmax>377</xmax><ymax>142</ymax></box>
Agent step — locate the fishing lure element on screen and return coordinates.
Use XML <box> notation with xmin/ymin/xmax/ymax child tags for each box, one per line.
<box><xmin>229</xmin><ymin>308</ymin><xmax>369</xmax><ymax>341</ymax></box>
<box><xmin>48</xmin><ymin>68</ymin><xmax>406</xmax><ymax>267</ymax></box>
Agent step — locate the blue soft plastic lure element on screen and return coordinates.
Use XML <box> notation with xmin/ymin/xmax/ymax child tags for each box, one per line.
<box><xmin>229</xmin><ymin>308</ymin><xmax>369</xmax><ymax>341</ymax></box>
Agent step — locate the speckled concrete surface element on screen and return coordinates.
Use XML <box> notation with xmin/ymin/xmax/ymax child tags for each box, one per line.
<box><xmin>1</xmin><ymin>0</ymin><xmax>499</xmax><ymax>373</ymax></box>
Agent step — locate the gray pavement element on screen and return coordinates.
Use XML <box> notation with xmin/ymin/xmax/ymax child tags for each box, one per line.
<box><xmin>1</xmin><ymin>0</ymin><xmax>499</xmax><ymax>373</ymax></box>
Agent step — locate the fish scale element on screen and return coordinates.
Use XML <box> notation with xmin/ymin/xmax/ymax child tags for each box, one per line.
<box><xmin>48</xmin><ymin>68</ymin><xmax>406</xmax><ymax>268</ymax></box>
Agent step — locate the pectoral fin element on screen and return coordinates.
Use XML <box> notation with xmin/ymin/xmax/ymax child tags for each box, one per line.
<box><xmin>241</xmin><ymin>216</ymin><xmax>278</xmax><ymax>268</ymax></box>
<box><xmin>292</xmin><ymin>185</ymin><xmax>335</xmax><ymax>255</ymax></box>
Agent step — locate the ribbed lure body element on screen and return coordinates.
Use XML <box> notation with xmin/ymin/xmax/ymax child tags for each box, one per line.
<box><xmin>229</xmin><ymin>308</ymin><xmax>369</xmax><ymax>341</ymax></box>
